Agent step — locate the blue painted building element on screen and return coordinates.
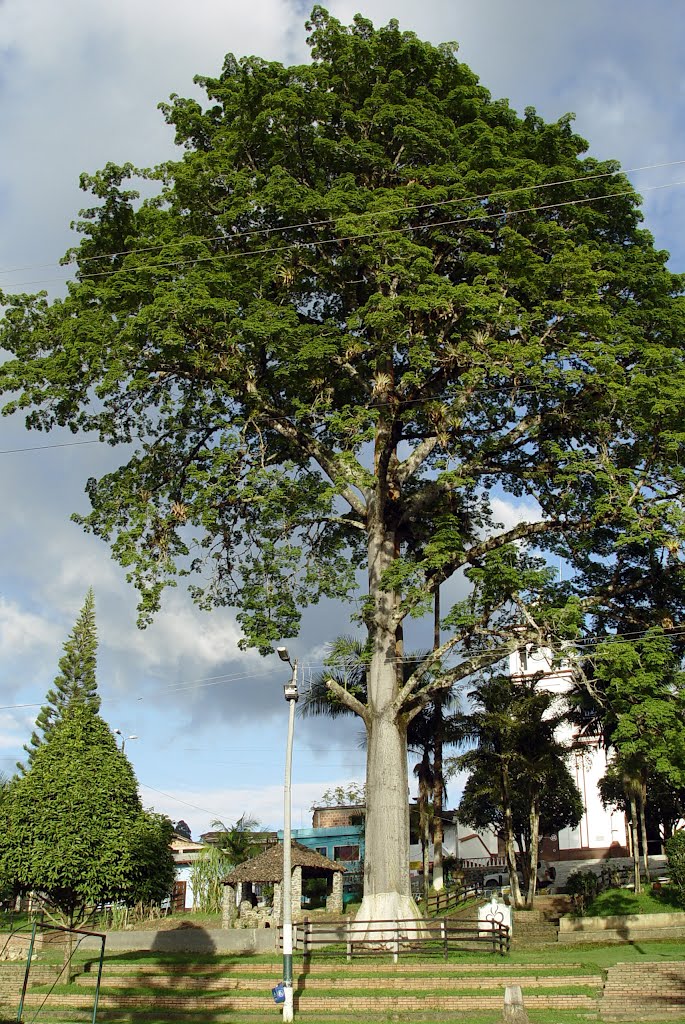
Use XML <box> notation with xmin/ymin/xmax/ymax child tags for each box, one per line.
<box><xmin>277</xmin><ymin>822</ymin><xmax>364</xmax><ymax>901</ymax></box>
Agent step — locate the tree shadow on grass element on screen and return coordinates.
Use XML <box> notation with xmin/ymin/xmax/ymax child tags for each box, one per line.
<box><xmin>87</xmin><ymin>924</ymin><xmax>280</xmax><ymax>1023</ymax></box>
<box><xmin>588</xmin><ymin>886</ymin><xmax>684</xmax><ymax>918</ymax></box>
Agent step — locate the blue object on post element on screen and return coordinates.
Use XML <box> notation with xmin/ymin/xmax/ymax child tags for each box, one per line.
<box><xmin>272</xmin><ymin>982</ymin><xmax>286</xmax><ymax>1004</ymax></box>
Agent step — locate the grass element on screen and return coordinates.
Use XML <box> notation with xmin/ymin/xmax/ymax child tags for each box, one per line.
<box><xmin>583</xmin><ymin>884</ymin><xmax>684</xmax><ymax>918</ymax></box>
<box><xmin>9</xmin><ymin>934</ymin><xmax>685</xmax><ymax>1024</ymax></box>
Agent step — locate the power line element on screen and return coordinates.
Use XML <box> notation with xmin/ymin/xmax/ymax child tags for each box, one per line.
<box><xmin>2</xmin><ymin>362</ymin><xmax>684</xmax><ymax>456</ymax></box>
<box><xmin>8</xmin><ymin>178</ymin><xmax>685</xmax><ymax>290</ymax></box>
<box><xmin>0</xmin><ymin>439</ymin><xmax>102</xmax><ymax>455</ymax></box>
<box><xmin>1</xmin><ymin>157</ymin><xmax>683</xmax><ymax>278</ymax></box>
<box><xmin>138</xmin><ymin>783</ymin><xmax>233</xmax><ymax>820</ymax></box>
<box><xmin>1</xmin><ymin>624</ymin><xmax>682</xmax><ymax>716</ymax></box>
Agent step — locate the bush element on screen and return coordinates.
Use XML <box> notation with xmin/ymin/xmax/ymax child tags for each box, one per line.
<box><xmin>665</xmin><ymin>831</ymin><xmax>685</xmax><ymax>907</ymax></box>
<box><xmin>566</xmin><ymin>869</ymin><xmax>602</xmax><ymax>914</ymax></box>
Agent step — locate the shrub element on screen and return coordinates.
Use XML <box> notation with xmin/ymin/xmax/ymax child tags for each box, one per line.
<box><xmin>566</xmin><ymin>869</ymin><xmax>602</xmax><ymax>914</ymax></box>
<box><xmin>665</xmin><ymin>831</ymin><xmax>685</xmax><ymax>907</ymax></box>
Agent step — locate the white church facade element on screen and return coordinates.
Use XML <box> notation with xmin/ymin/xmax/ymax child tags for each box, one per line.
<box><xmin>508</xmin><ymin>644</ymin><xmax>629</xmax><ymax>862</ymax></box>
<box><xmin>409</xmin><ymin>644</ymin><xmax>631</xmax><ymax>884</ymax></box>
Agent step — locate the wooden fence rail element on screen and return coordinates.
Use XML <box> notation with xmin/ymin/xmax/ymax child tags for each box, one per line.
<box><xmin>280</xmin><ymin>917</ymin><xmax>510</xmax><ymax>960</ymax></box>
<box><xmin>425</xmin><ymin>881</ymin><xmax>483</xmax><ymax>915</ymax></box>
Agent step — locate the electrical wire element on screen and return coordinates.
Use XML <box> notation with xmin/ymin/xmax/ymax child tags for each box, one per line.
<box><xmin>7</xmin><ymin>178</ymin><xmax>685</xmax><ymax>290</ymax></box>
<box><xmin>138</xmin><ymin>783</ymin><xmax>234</xmax><ymax>819</ymax></box>
<box><xmin>0</xmin><ymin>624</ymin><xmax>683</xmax><ymax>716</ymax></box>
<box><xmin>0</xmin><ymin>439</ymin><xmax>102</xmax><ymax>455</ymax></box>
<box><xmin>1</xmin><ymin>156</ymin><xmax>683</xmax><ymax>278</ymax></box>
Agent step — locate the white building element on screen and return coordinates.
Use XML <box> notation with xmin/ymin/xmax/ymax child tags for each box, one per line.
<box><xmin>508</xmin><ymin>644</ymin><xmax>629</xmax><ymax>863</ymax></box>
<box><xmin>170</xmin><ymin>833</ymin><xmax>207</xmax><ymax>910</ymax></box>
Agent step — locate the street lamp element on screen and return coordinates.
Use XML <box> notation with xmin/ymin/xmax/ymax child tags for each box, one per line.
<box><xmin>277</xmin><ymin>646</ymin><xmax>298</xmax><ymax>1024</ymax></box>
<box><xmin>113</xmin><ymin>729</ymin><xmax>138</xmax><ymax>754</ymax></box>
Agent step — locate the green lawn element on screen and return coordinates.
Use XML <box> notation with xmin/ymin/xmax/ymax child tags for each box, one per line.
<box><xmin>584</xmin><ymin>885</ymin><xmax>684</xmax><ymax>917</ymax></box>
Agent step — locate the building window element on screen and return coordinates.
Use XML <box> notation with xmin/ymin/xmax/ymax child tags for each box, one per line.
<box><xmin>333</xmin><ymin>845</ymin><xmax>360</xmax><ymax>861</ymax></box>
<box><xmin>315</xmin><ymin>846</ymin><xmax>328</xmax><ymax>857</ymax></box>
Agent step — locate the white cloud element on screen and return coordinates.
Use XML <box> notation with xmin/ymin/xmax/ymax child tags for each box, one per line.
<box><xmin>118</xmin><ymin>595</ymin><xmax>257</xmax><ymax>673</ymax></box>
<box><xmin>0</xmin><ymin>596</ymin><xmax>61</xmax><ymax>659</ymax></box>
<box><xmin>489</xmin><ymin>496</ymin><xmax>542</xmax><ymax>534</ymax></box>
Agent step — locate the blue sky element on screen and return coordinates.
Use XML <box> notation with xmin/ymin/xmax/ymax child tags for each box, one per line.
<box><xmin>0</xmin><ymin>0</ymin><xmax>684</xmax><ymax>837</ymax></box>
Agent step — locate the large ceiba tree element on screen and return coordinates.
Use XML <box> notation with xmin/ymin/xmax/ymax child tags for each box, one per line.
<box><xmin>2</xmin><ymin>9</ymin><xmax>685</xmax><ymax>923</ymax></box>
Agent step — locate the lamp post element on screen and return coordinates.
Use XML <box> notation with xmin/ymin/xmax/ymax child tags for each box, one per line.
<box><xmin>113</xmin><ymin>729</ymin><xmax>138</xmax><ymax>754</ymax></box>
<box><xmin>277</xmin><ymin>646</ymin><xmax>298</xmax><ymax>1024</ymax></box>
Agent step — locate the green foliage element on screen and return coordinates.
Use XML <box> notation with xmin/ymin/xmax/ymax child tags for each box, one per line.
<box><xmin>458</xmin><ymin>755</ymin><xmax>583</xmax><ymax>844</ymax></box>
<box><xmin>209</xmin><ymin>814</ymin><xmax>264</xmax><ymax>864</ymax></box>
<box><xmin>566</xmin><ymin>869</ymin><xmax>602</xmax><ymax>914</ymax></box>
<box><xmin>1</xmin><ymin>9</ymin><xmax>683</xmax><ymax>656</ymax></box>
<box><xmin>453</xmin><ymin>673</ymin><xmax>581</xmax><ymax>904</ymax></box>
<box><xmin>313</xmin><ymin>783</ymin><xmax>366</xmax><ymax>809</ymax></box>
<box><xmin>665</xmin><ymin>831</ymin><xmax>685</xmax><ymax>907</ymax></box>
<box><xmin>188</xmin><ymin>845</ymin><xmax>232</xmax><ymax>915</ymax></box>
<box><xmin>0</xmin><ymin>704</ymin><xmax>175</xmax><ymax>928</ymax></box>
<box><xmin>20</xmin><ymin>589</ymin><xmax>100</xmax><ymax>772</ymax></box>
<box><xmin>589</xmin><ymin>630</ymin><xmax>685</xmax><ymax>847</ymax></box>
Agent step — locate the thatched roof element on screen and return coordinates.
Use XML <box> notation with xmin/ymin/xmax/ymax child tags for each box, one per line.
<box><xmin>223</xmin><ymin>841</ymin><xmax>346</xmax><ymax>884</ymax></box>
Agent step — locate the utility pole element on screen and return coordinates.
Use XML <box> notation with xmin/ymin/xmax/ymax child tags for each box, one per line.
<box><xmin>113</xmin><ymin>729</ymin><xmax>138</xmax><ymax>755</ymax></box>
<box><xmin>277</xmin><ymin>647</ymin><xmax>298</xmax><ymax>1023</ymax></box>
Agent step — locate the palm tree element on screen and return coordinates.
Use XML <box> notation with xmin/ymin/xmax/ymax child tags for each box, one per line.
<box><xmin>210</xmin><ymin>814</ymin><xmax>263</xmax><ymax>865</ymax></box>
<box><xmin>452</xmin><ymin>673</ymin><xmax>575</xmax><ymax>908</ymax></box>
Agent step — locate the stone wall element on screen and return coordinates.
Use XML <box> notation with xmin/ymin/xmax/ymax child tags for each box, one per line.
<box><xmin>558</xmin><ymin>910</ymin><xmax>685</xmax><ymax>944</ymax></box>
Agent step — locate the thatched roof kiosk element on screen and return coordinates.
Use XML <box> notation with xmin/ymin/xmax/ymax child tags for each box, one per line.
<box><xmin>222</xmin><ymin>841</ymin><xmax>345</xmax><ymax>925</ymax></box>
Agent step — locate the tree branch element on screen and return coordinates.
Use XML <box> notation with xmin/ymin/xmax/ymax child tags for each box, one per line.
<box><xmin>396</xmin><ymin>437</ymin><xmax>439</xmax><ymax>485</ymax></box>
<box><xmin>262</xmin><ymin>411</ymin><xmax>369</xmax><ymax>520</ymax></box>
<box><xmin>325</xmin><ymin>677</ymin><xmax>370</xmax><ymax>726</ymax></box>
<box><xmin>400</xmin><ymin>635</ymin><xmax>536</xmax><ymax>722</ymax></box>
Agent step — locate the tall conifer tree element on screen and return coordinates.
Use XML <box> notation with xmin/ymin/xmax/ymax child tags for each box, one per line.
<box><xmin>20</xmin><ymin>589</ymin><xmax>100</xmax><ymax>771</ymax></box>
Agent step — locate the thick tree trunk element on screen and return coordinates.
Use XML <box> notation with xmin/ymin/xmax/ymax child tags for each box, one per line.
<box><xmin>355</xmin><ymin>437</ymin><xmax>421</xmax><ymax>931</ymax></box>
<box><xmin>357</xmin><ymin>710</ymin><xmax>421</xmax><ymax>929</ymax></box>
<box><xmin>526</xmin><ymin>796</ymin><xmax>540</xmax><ymax>908</ymax></box>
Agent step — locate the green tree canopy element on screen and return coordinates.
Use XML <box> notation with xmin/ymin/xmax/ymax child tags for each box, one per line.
<box><xmin>1</xmin><ymin>8</ymin><xmax>684</xmax><ymax>918</ymax></box>
<box><xmin>0</xmin><ymin>704</ymin><xmax>175</xmax><ymax>929</ymax></box>
<box><xmin>586</xmin><ymin>629</ymin><xmax>685</xmax><ymax>888</ymax></box>
<box><xmin>20</xmin><ymin>589</ymin><xmax>100</xmax><ymax>772</ymax></box>
<box><xmin>458</xmin><ymin>755</ymin><xmax>584</xmax><ymax>853</ymax></box>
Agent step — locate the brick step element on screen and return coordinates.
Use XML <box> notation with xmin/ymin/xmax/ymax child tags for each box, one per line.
<box><xmin>77</xmin><ymin>959</ymin><xmax>584</xmax><ymax>975</ymax></box>
<box><xmin>602</xmin><ymin>1014</ymin><xmax>685</xmax><ymax>1022</ymax></box>
<box><xmin>600</xmin><ymin>961</ymin><xmax>685</xmax><ymax>1021</ymax></box>
<box><xmin>72</xmin><ymin>972</ymin><xmax>602</xmax><ymax>991</ymax></box>
<box><xmin>21</xmin><ymin>991</ymin><xmax>599</xmax><ymax>1012</ymax></box>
